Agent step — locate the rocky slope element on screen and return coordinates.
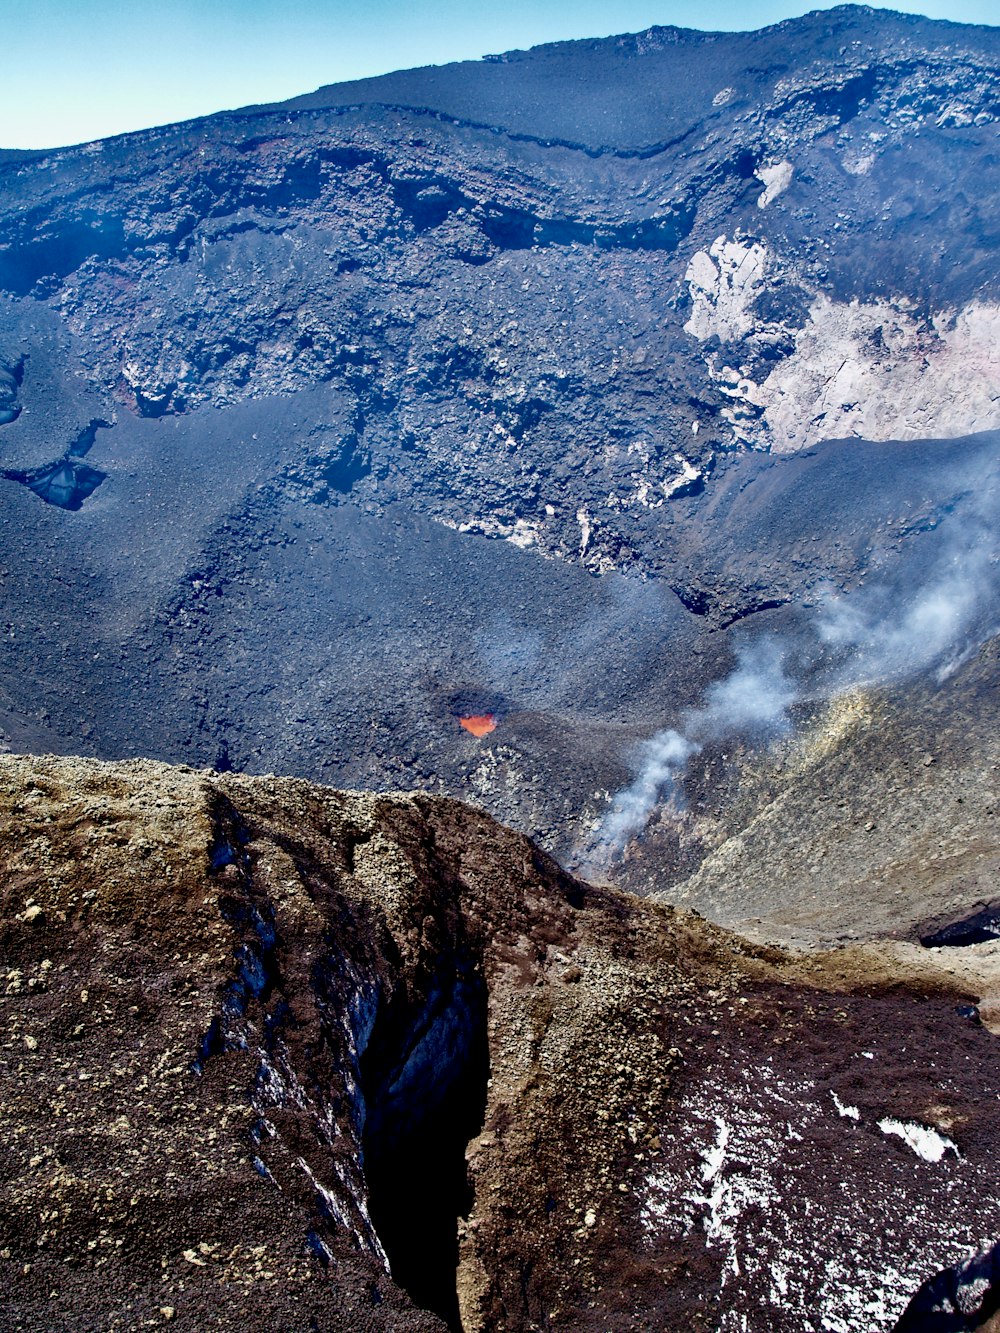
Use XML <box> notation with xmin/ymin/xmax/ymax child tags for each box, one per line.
<box><xmin>1</xmin><ymin>7</ymin><xmax>1000</xmax><ymax>923</ymax></box>
<box><xmin>4</xmin><ymin>10</ymin><xmax>1000</xmax><ymax>1331</ymax></box>
<box><xmin>2</xmin><ymin>753</ymin><xmax>1000</xmax><ymax>1332</ymax></box>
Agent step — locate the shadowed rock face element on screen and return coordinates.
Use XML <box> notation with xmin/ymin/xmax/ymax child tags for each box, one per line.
<box><xmin>1</xmin><ymin>753</ymin><xmax>999</xmax><ymax>1332</ymax></box>
<box><xmin>894</xmin><ymin>1240</ymin><xmax>1000</xmax><ymax>1332</ymax></box>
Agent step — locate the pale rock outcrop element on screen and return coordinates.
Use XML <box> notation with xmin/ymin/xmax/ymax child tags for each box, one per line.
<box><xmin>683</xmin><ymin>237</ymin><xmax>769</xmax><ymax>343</ymax></box>
<box><xmin>755</xmin><ymin>160</ymin><xmax>794</xmax><ymax>208</ymax></box>
<box><xmin>752</xmin><ymin>297</ymin><xmax>1000</xmax><ymax>453</ymax></box>
<box><xmin>685</xmin><ymin>236</ymin><xmax>1000</xmax><ymax>452</ymax></box>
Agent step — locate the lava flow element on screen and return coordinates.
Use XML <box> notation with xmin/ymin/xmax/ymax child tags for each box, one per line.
<box><xmin>459</xmin><ymin>714</ymin><xmax>497</xmax><ymax>738</ymax></box>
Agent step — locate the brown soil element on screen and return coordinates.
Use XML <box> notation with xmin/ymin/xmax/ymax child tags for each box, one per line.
<box><xmin>0</xmin><ymin>754</ymin><xmax>997</xmax><ymax>1331</ymax></box>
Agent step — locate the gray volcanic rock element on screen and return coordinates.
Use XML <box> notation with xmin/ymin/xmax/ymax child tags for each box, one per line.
<box><xmin>5</xmin><ymin>13</ymin><xmax>1000</xmax><ymax>1332</ymax></box>
<box><xmin>2</xmin><ymin>753</ymin><xmax>1000</xmax><ymax>1332</ymax></box>
<box><xmin>5</xmin><ymin>6</ymin><xmax>1000</xmax><ymax>564</ymax></box>
<box><xmin>279</xmin><ymin>6</ymin><xmax>1000</xmax><ymax>156</ymax></box>
<box><xmin>2</xmin><ymin>7</ymin><xmax>1000</xmax><ymax>939</ymax></box>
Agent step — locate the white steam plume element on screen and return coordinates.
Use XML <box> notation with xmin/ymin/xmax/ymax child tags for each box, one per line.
<box><xmin>817</xmin><ymin>559</ymin><xmax>988</xmax><ymax>689</ymax></box>
<box><xmin>593</xmin><ymin>643</ymin><xmax>796</xmax><ymax>861</ymax></box>
<box><xmin>591</xmin><ymin>518</ymin><xmax>998</xmax><ymax>865</ymax></box>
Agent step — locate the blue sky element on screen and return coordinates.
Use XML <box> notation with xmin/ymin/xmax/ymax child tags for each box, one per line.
<box><xmin>1</xmin><ymin>0</ymin><xmax>997</xmax><ymax>150</ymax></box>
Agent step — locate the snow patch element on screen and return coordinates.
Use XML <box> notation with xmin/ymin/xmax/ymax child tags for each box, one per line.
<box><xmin>831</xmin><ymin>1091</ymin><xmax>861</xmax><ymax>1121</ymax></box>
<box><xmin>508</xmin><ymin>518</ymin><xmax>538</xmax><ymax>549</ymax></box>
<box><xmin>662</xmin><ymin>454</ymin><xmax>702</xmax><ymax>498</ymax></box>
<box><xmin>577</xmin><ymin>507</ymin><xmax>592</xmax><ymax>555</ymax></box>
<box><xmin>637</xmin><ymin>1063</ymin><xmax>991</xmax><ymax>1330</ymax></box>
<box><xmin>878</xmin><ymin>1118</ymin><xmax>958</xmax><ymax>1163</ymax></box>
<box><xmin>439</xmin><ymin>513</ymin><xmax>542</xmax><ymax>552</ymax></box>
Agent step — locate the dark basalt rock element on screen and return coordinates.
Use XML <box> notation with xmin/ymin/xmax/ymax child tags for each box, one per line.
<box><xmin>921</xmin><ymin>904</ymin><xmax>1000</xmax><ymax>949</ymax></box>
<box><xmin>1</xmin><ymin>417</ymin><xmax>111</xmax><ymax>509</ymax></box>
<box><xmin>0</xmin><ymin>12</ymin><xmax>999</xmax><ymax>956</ymax></box>
<box><xmin>3</xmin><ymin>457</ymin><xmax>106</xmax><ymax>509</ymax></box>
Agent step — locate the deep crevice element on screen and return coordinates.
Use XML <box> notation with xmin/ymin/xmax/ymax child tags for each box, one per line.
<box><xmin>480</xmin><ymin>201</ymin><xmax>694</xmax><ymax>253</ymax></box>
<box><xmin>893</xmin><ymin>1237</ymin><xmax>1000</xmax><ymax>1331</ymax></box>
<box><xmin>670</xmin><ymin>581</ymin><xmax>789</xmax><ymax>627</ymax></box>
<box><xmin>359</xmin><ymin>953</ymin><xmax>489</xmax><ymax>1330</ymax></box>
<box><xmin>315</xmin><ymin>432</ymin><xmax>371</xmax><ymax>495</ymax></box>
<box><xmin>716</xmin><ymin>597</ymin><xmax>789</xmax><ymax>629</ymax></box>
<box><xmin>194</xmin><ymin>798</ymin><xmax>287</xmax><ymax>1073</ymax></box>
<box><xmin>1</xmin><ymin>417</ymin><xmax>112</xmax><ymax>510</ymax></box>
<box><xmin>802</xmin><ymin>65</ymin><xmax>880</xmax><ymax>127</ymax></box>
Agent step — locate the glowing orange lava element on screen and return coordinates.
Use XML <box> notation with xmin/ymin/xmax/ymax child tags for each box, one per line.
<box><xmin>459</xmin><ymin>714</ymin><xmax>497</xmax><ymax>738</ymax></box>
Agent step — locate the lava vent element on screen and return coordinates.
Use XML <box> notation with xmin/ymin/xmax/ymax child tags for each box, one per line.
<box><xmin>459</xmin><ymin>714</ymin><xmax>498</xmax><ymax>738</ymax></box>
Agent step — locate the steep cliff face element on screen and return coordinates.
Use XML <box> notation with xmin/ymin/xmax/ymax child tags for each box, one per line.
<box><xmin>2</xmin><ymin>754</ymin><xmax>999</xmax><ymax>1331</ymax></box>
<box><xmin>4</xmin><ymin>8</ymin><xmax>1000</xmax><ymax>571</ymax></box>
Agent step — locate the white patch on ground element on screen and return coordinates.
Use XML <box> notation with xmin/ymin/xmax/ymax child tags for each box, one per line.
<box><xmin>936</xmin><ymin>101</ymin><xmax>977</xmax><ymax>128</ymax></box>
<box><xmin>752</xmin><ymin>297</ymin><xmax>1000</xmax><ymax>453</ymax></box>
<box><xmin>713</xmin><ymin>87</ymin><xmax>735</xmax><ymax>106</ymax></box>
<box><xmin>214</xmin><ymin>962</ymin><xmax>389</xmax><ymax>1264</ymax></box>
<box><xmin>878</xmin><ymin>1118</ymin><xmax>959</xmax><ymax>1163</ymax></box>
<box><xmin>577</xmin><ymin>507</ymin><xmax>592</xmax><ymax>554</ymax></box>
<box><xmin>842</xmin><ymin>151</ymin><xmax>875</xmax><ymax>175</ymax></box>
<box><xmin>698</xmin><ymin>1117</ymin><xmax>734</xmax><ymax>1247</ymax></box>
<box><xmin>684</xmin><ymin>237</ymin><xmax>769</xmax><ymax>343</ymax></box>
<box><xmin>756</xmin><ymin>161</ymin><xmax>794</xmax><ymax>208</ymax></box>
<box><xmin>684</xmin><ymin>236</ymin><xmax>1000</xmax><ymax>451</ymax></box>
<box><xmin>508</xmin><ymin>519</ymin><xmax>537</xmax><ymax>549</ymax></box>
<box><xmin>437</xmin><ymin>513</ymin><xmax>543</xmax><ymax>553</ymax></box>
<box><xmin>297</xmin><ymin>1156</ymin><xmax>354</xmax><ymax>1234</ymax></box>
<box><xmin>662</xmin><ymin>454</ymin><xmax>702</xmax><ymax>498</ymax></box>
<box><xmin>831</xmin><ymin>1091</ymin><xmax>861</xmax><ymax>1121</ymax></box>
<box><xmin>638</xmin><ymin>1064</ymin><xmax>992</xmax><ymax>1331</ymax></box>
<box><xmin>640</xmin><ymin>1066</ymin><xmax>807</xmax><ymax>1284</ymax></box>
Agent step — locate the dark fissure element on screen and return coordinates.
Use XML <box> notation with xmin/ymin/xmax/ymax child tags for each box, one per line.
<box><xmin>919</xmin><ymin>901</ymin><xmax>1000</xmax><ymax>948</ymax></box>
<box><xmin>1</xmin><ymin>417</ymin><xmax>111</xmax><ymax>510</ymax></box>
<box><xmin>360</xmin><ymin>954</ymin><xmax>489</xmax><ymax>1330</ymax></box>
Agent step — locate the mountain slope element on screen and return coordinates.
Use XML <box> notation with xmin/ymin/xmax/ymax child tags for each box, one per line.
<box><xmin>2</xmin><ymin>754</ymin><xmax>999</xmax><ymax>1331</ymax></box>
<box><xmin>1</xmin><ymin>5</ymin><xmax>1000</xmax><ymax>935</ymax></box>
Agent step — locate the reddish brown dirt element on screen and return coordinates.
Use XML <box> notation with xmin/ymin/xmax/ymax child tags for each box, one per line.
<box><xmin>0</xmin><ymin>754</ymin><xmax>998</xmax><ymax>1332</ymax></box>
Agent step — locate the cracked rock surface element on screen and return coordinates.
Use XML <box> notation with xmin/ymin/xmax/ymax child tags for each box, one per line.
<box><xmin>2</xmin><ymin>753</ymin><xmax>1000</xmax><ymax>1331</ymax></box>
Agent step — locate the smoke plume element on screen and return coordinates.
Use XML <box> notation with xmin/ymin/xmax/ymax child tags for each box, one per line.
<box><xmin>591</xmin><ymin>513</ymin><xmax>999</xmax><ymax>864</ymax></box>
<box><xmin>593</xmin><ymin>642</ymin><xmax>796</xmax><ymax>861</ymax></box>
